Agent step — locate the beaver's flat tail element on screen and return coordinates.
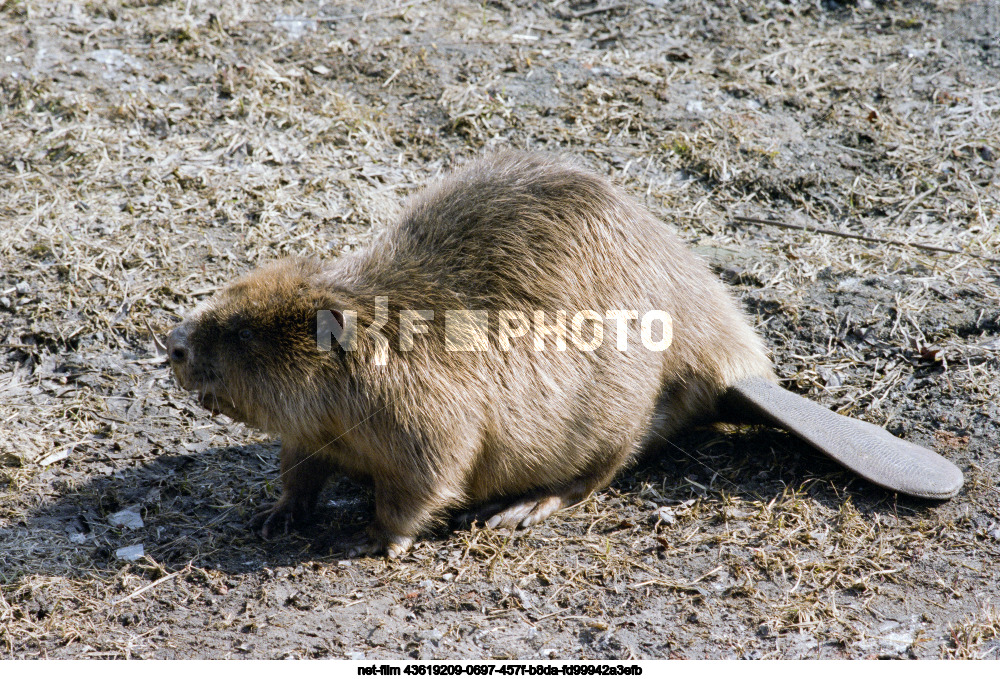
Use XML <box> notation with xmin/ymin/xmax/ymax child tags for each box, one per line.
<box><xmin>720</xmin><ymin>376</ymin><xmax>963</xmax><ymax>500</ymax></box>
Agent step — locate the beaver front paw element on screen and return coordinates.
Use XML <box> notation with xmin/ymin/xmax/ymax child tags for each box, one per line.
<box><xmin>250</xmin><ymin>497</ymin><xmax>313</xmax><ymax>540</ymax></box>
<box><xmin>344</xmin><ymin>527</ymin><xmax>414</xmax><ymax>559</ymax></box>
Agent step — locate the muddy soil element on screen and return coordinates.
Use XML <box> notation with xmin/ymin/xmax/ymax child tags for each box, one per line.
<box><xmin>1</xmin><ymin>0</ymin><xmax>998</xmax><ymax>660</ymax></box>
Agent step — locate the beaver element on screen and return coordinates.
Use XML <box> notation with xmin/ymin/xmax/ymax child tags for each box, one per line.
<box><xmin>166</xmin><ymin>150</ymin><xmax>963</xmax><ymax>557</ymax></box>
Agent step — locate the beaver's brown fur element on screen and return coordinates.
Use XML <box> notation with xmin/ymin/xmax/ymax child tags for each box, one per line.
<box><xmin>167</xmin><ymin>150</ymin><xmax>774</xmax><ymax>556</ymax></box>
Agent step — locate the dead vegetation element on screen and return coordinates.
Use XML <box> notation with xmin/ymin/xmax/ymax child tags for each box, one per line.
<box><xmin>1</xmin><ymin>0</ymin><xmax>998</xmax><ymax>660</ymax></box>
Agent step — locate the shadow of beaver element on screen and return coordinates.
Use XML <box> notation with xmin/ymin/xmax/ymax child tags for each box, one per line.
<box><xmin>3</xmin><ymin>424</ymin><xmax>931</xmax><ymax>581</ymax></box>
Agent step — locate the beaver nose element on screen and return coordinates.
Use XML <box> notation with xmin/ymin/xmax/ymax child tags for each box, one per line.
<box><xmin>166</xmin><ymin>325</ymin><xmax>190</xmax><ymax>364</ymax></box>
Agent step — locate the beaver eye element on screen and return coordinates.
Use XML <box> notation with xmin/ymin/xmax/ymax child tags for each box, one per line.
<box><xmin>238</xmin><ymin>328</ymin><xmax>254</xmax><ymax>342</ymax></box>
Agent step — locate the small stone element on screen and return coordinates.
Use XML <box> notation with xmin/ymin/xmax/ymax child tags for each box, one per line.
<box><xmin>39</xmin><ymin>449</ymin><xmax>69</xmax><ymax>467</ymax></box>
<box><xmin>273</xmin><ymin>16</ymin><xmax>316</xmax><ymax>38</ymax></box>
<box><xmin>416</xmin><ymin>629</ymin><xmax>444</xmax><ymax>642</ymax></box>
<box><xmin>89</xmin><ymin>49</ymin><xmax>125</xmax><ymax>66</ymax></box>
<box><xmin>817</xmin><ymin>367</ymin><xmax>842</xmax><ymax>388</ymax></box>
<box><xmin>115</xmin><ymin>544</ymin><xmax>144</xmax><ymax>561</ymax></box>
<box><xmin>655</xmin><ymin>506</ymin><xmax>676</xmax><ymax>524</ymax></box>
<box><xmin>108</xmin><ymin>507</ymin><xmax>144</xmax><ymax>530</ymax></box>
<box><xmin>882</xmin><ymin>632</ymin><xmax>913</xmax><ymax>654</ymax></box>
<box><xmin>835</xmin><ymin>277</ymin><xmax>862</xmax><ymax>293</ymax></box>
<box><xmin>513</xmin><ymin>586</ymin><xmax>536</xmax><ymax>609</ymax></box>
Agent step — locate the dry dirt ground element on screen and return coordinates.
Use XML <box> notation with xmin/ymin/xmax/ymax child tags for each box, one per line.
<box><xmin>1</xmin><ymin>0</ymin><xmax>999</xmax><ymax>660</ymax></box>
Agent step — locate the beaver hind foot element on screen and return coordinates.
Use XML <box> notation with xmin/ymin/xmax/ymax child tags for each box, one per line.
<box><xmin>452</xmin><ymin>479</ymin><xmax>593</xmax><ymax>531</ymax></box>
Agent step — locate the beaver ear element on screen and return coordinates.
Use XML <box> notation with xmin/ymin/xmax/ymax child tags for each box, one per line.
<box><xmin>312</xmin><ymin>308</ymin><xmax>348</xmax><ymax>352</ymax></box>
<box><xmin>308</xmin><ymin>287</ymin><xmax>356</xmax><ymax>352</ymax></box>
<box><xmin>329</xmin><ymin>309</ymin><xmax>345</xmax><ymax>329</ymax></box>
<box><xmin>305</xmin><ymin>281</ymin><xmax>355</xmax><ymax>324</ymax></box>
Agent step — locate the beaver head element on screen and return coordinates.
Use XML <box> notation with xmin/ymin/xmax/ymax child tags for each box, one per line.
<box><xmin>166</xmin><ymin>258</ymin><xmax>350</xmax><ymax>436</ymax></box>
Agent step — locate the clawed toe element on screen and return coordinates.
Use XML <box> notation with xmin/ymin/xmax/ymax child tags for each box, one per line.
<box><xmin>250</xmin><ymin>501</ymin><xmax>306</xmax><ymax>540</ymax></box>
<box><xmin>483</xmin><ymin>494</ymin><xmax>567</xmax><ymax>530</ymax></box>
<box><xmin>344</xmin><ymin>531</ymin><xmax>414</xmax><ymax>559</ymax></box>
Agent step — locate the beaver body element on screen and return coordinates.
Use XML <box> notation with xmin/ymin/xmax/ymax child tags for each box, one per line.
<box><xmin>166</xmin><ymin>151</ymin><xmax>961</xmax><ymax>556</ymax></box>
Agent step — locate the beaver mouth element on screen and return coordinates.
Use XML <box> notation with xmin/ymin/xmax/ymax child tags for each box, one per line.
<box><xmin>170</xmin><ymin>365</ymin><xmax>241</xmax><ymax>419</ymax></box>
<box><xmin>197</xmin><ymin>390</ymin><xmax>234</xmax><ymax>416</ymax></box>
<box><xmin>175</xmin><ymin>373</ymin><xmax>242</xmax><ymax>419</ymax></box>
<box><xmin>189</xmin><ymin>387</ymin><xmax>247</xmax><ymax>423</ymax></box>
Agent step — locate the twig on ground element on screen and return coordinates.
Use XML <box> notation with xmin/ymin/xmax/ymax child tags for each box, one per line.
<box><xmin>731</xmin><ymin>216</ymin><xmax>1000</xmax><ymax>265</ymax></box>
<box><xmin>112</xmin><ymin>564</ymin><xmax>192</xmax><ymax>606</ymax></box>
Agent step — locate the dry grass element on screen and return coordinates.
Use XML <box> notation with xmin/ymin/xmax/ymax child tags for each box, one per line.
<box><xmin>1</xmin><ymin>0</ymin><xmax>998</xmax><ymax>660</ymax></box>
<box><xmin>944</xmin><ymin>604</ymin><xmax>1000</xmax><ymax>659</ymax></box>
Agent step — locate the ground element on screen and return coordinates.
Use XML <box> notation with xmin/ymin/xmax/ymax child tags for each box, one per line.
<box><xmin>1</xmin><ymin>0</ymin><xmax>999</xmax><ymax>660</ymax></box>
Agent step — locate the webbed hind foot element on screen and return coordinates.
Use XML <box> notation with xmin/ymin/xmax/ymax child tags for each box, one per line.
<box><xmin>466</xmin><ymin>480</ymin><xmax>592</xmax><ymax>530</ymax></box>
